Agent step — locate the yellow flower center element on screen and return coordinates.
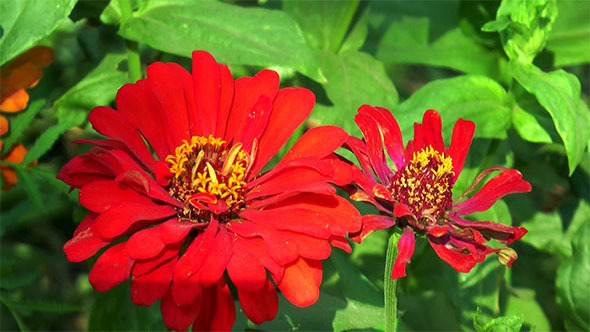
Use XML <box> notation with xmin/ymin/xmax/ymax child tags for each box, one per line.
<box><xmin>390</xmin><ymin>146</ymin><xmax>454</xmax><ymax>223</ymax></box>
<box><xmin>165</xmin><ymin>135</ymin><xmax>250</xmax><ymax>221</ymax></box>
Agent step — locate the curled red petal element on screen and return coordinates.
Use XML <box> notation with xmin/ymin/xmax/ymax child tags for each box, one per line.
<box><xmin>161</xmin><ymin>288</ymin><xmax>200</xmax><ymax>332</ymax></box>
<box><xmin>89</xmin><ymin>243</ymin><xmax>133</xmax><ymax>292</ymax></box>
<box><xmin>450</xmin><ymin>215</ymin><xmax>528</xmax><ymax>245</ymax></box>
<box><xmin>355</xmin><ymin>107</ymin><xmax>392</xmax><ymax>184</ymax></box>
<box><xmin>130</xmin><ymin>257</ymin><xmax>175</xmax><ymax>306</ymax></box>
<box><xmin>446</xmin><ymin>118</ymin><xmax>475</xmax><ymax>182</ymax></box>
<box><xmin>63</xmin><ymin>214</ymin><xmax>110</xmax><ymax>262</ymax></box>
<box><xmin>192</xmin><ymin>278</ymin><xmax>236</xmax><ymax>332</ymax></box>
<box><xmin>238</xmin><ymin>277</ymin><xmax>278</xmax><ymax>325</ymax></box>
<box><xmin>276</xmin><ymin>258</ymin><xmax>322</xmax><ymax>307</ymax></box>
<box><xmin>349</xmin><ymin>215</ymin><xmax>395</xmax><ymax>244</ymax></box>
<box><xmin>454</xmin><ymin>169</ymin><xmax>532</xmax><ymax>216</ymax></box>
<box><xmin>391</xmin><ymin>227</ymin><xmax>415</xmax><ymax>279</ymax></box>
<box><xmin>427</xmin><ymin>235</ymin><xmax>476</xmax><ymax>273</ymax></box>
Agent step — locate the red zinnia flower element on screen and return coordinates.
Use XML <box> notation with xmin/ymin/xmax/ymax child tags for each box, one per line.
<box><xmin>58</xmin><ymin>51</ymin><xmax>361</xmax><ymax>331</ymax></box>
<box><xmin>345</xmin><ymin>106</ymin><xmax>531</xmax><ymax>279</ymax></box>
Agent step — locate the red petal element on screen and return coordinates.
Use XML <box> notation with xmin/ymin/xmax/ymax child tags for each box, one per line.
<box><xmin>238</xmin><ymin>278</ymin><xmax>278</xmax><ymax>325</ymax></box>
<box><xmin>215</xmin><ymin>64</ymin><xmax>234</xmax><ymax>138</ymax></box>
<box><xmin>373</xmin><ymin>106</ymin><xmax>405</xmax><ymax>170</ymax></box>
<box><xmin>79</xmin><ymin>180</ymin><xmax>153</xmax><ymax>213</ymax></box>
<box><xmin>421</xmin><ymin>110</ymin><xmax>444</xmax><ymax>153</ymax></box>
<box><xmin>228</xmin><ymin>220</ymin><xmax>298</xmax><ymax>266</ymax></box>
<box><xmin>236</xmin><ymin>237</ymin><xmax>284</xmax><ymax>282</ymax></box>
<box><xmin>412</xmin><ymin>122</ymin><xmax>424</xmax><ymax>153</ymax></box>
<box><xmin>393</xmin><ymin>203</ymin><xmax>414</xmax><ymax>218</ymax></box>
<box><xmin>450</xmin><ymin>215</ymin><xmax>528</xmax><ymax>245</ymax></box>
<box><xmin>166</xmin><ymin>63</ymin><xmax>200</xmax><ymax>138</ymax></box>
<box><xmin>240</xmin><ymin>94</ymin><xmax>273</xmax><ymax>153</ymax></box>
<box><xmin>89</xmin><ymin>243</ymin><xmax>133</xmax><ymax>292</ymax></box>
<box><xmin>174</xmin><ymin>219</ymin><xmax>218</xmax><ymax>280</ymax></box>
<box><xmin>198</xmin><ymin>226</ymin><xmax>233</xmax><ymax>287</ymax></box>
<box><xmin>345</xmin><ymin>136</ymin><xmax>377</xmax><ymax>183</ymax></box>
<box><xmin>282</xmin><ymin>231</ymin><xmax>331</xmax><ymax>260</ymax></box>
<box><xmin>116</xmin><ymin>83</ymin><xmax>171</xmax><ymax>160</ymax></box>
<box><xmin>159</xmin><ymin>218</ymin><xmax>195</xmax><ymax>244</ymax></box>
<box><xmin>132</xmin><ymin>243</ymin><xmax>181</xmax><ymax>277</ymax></box>
<box><xmin>171</xmin><ymin>272</ymin><xmax>203</xmax><ymax>307</ymax></box>
<box><xmin>250</xmin><ymin>87</ymin><xmax>315</xmax><ymax>176</ymax></box>
<box><xmin>130</xmin><ymin>257</ymin><xmax>175</xmax><ymax>306</ymax></box>
<box><xmin>256</xmin><ymin>193</ymin><xmax>361</xmax><ymax>235</ymax></box>
<box><xmin>88</xmin><ymin>106</ymin><xmax>158</xmax><ymax>172</ymax></box>
<box><xmin>240</xmin><ymin>208</ymin><xmax>332</xmax><ymax>239</ymax></box>
<box><xmin>146</xmin><ymin>62</ymin><xmax>190</xmax><ymax>148</ymax></box>
<box><xmin>279</xmin><ymin>125</ymin><xmax>347</xmax><ymax>166</ymax></box>
<box><xmin>355</xmin><ymin>108</ymin><xmax>392</xmax><ymax>184</ymax></box>
<box><xmin>126</xmin><ymin>226</ymin><xmax>166</xmax><ymax>260</ymax></box>
<box><xmin>391</xmin><ymin>227</ymin><xmax>415</xmax><ymax>279</ymax></box>
<box><xmin>454</xmin><ymin>169</ymin><xmax>532</xmax><ymax>216</ymax></box>
<box><xmin>246</xmin><ymin>165</ymin><xmax>332</xmax><ymax>200</ymax></box>
<box><xmin>446</xmin><ymin>118</ymin><xmax>475</xmax><ymax>182</ymax></box>
<box><xmin>63</xmin><ymin>214</ymin><xmax>110</xmax><ymax>262</ymax></box>
<box><xmin>349</xmin><ymin>215</ymin><xmax>395</xmax><ymax>243</ymax></box>
<box><xmin>276</xmin><ymin>258</ymin><xmax>322</xmax><ymax>307</ymax></box>
<box><xmin>161</xmin><ymin>288</ymin><xmax>200</xmax><ymax>331</ymax></box>
<box><xmin>428</xmin><ymin>235</ymin><xmax>476</xmax><ymax>273</ymax></box>
<box><xmin>227</xmin><ymin>240</ymin><xmax>270</xmax><ymax>292</ymax></box>
<box><xmin>192</xmin><ymin>50</ymin><xmax>220</xmax><ymax>136</ymax></box>
<box><xmin>225</xmin><ymin>70</ymin><xmax>279</xmax><ymax>143</ymax></box>
<box><xmin>94</xmin><ymin>203</ymin><xmax>176</xmax><ymax>239</ymax></box>
<box><xmin>192</xmin><ymin>278</ymin><xmax>236</xmax><ymax>332</ymax></box>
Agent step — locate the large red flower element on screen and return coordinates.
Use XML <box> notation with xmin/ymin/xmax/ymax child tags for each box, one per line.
<box><xmin>345</xmin><ymin>106</ymin><xmax>530</xmax><ymax>279</ymax></box>
<box><xmin>58</xmin><ymin>51</ymin><xmax>361</xmax><ymax>331</ymax></box>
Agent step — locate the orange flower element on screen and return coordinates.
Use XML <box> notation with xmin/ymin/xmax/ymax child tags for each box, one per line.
<box><xmin>0</xmin><ymin>46</ymin><xmax>53</xmax><ymax>190</ymax></box>
<box><xmin>0</xmin><ymin>46</ymin><xmax>53</xmax><ymax>112</ymax></box>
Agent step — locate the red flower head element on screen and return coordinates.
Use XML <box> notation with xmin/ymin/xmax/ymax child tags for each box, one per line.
<box><xmin>346</xmin><ymin>106</ymin><xmax>531</xmax><ymax>279</ymax></box>
<box><xmin>58</xmin><ymin>51</ymin><xmax>361</xmax><ymax>331</ymax></box>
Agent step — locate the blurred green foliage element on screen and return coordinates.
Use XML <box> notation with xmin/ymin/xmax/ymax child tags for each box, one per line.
<box><xmin>0</xmin><ymin>0</ymin><xmax>588</xmax><ymax>331</ymax></box>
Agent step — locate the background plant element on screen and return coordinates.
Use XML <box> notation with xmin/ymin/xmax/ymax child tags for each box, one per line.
<box><xmin>0</xmin><ymin>0</ymin><xmax>588</xmax><ymax>331</ymax></box>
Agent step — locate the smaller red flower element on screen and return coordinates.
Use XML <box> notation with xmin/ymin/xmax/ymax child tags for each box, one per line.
<box><xmin>346</xmin><ymin>105</ymin><xmax>531</xmax><ymax>278</ymax></box>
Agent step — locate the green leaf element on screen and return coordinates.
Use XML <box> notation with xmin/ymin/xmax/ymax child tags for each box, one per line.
<box><xmin>511</xmin><ymin>62</ymin><xmax>590</xmax><ymax>175</ymax></box>
<box><xmin>330</xmin><ymin>250</ymin><xmax>385</xmax><ymax>332</ymax></box>
<box><xmin>283</xmin><ymin>0</ymin><xmax>362</xmax><ymax>53</ymax></box>
<box><xmin>504</xmin><ymin>290</ymin><xmax>551</xmax><ymax>331</ymax></box>
<box><xmin>119</xmin><ymin>0</ymin><xmax>324</xmax><ymax>82</ymax></box>
<box><xmin>377</xmin><ymin>18</ymin><xmax>504</xmax><ymax>79</ymax></box>
<box><xmin>483</xmin><ymin>0</ymin><xmax>557</xmax><ymax>64</ymax></box>
<box><xmin>311</xmin><ymin>50</ymin><xmax>398</xmax><ymax>137</ymax></box>
<box><xmin>474</xmin><ymin>307</ymin><xmax>524</xmax><ymax>332</ymax></box>
<box><xmin>54</xmin><ymin>53</ymin><xmax>128</xmax><ymax>126</ymax></box>
<box><xmin>340</xmin><ymin>5</ymin><xmax>369</xmax><ymax>53</ymax></box>
<box><xmin>1</xmin><ymin>99</ymin><xmax>45</xmax><ymax>154</ymax></box>
<box><xmin>556</xmin><ymin>218</ymin><xmax>590</xmax><ymax>331</ymax></box>
<box><xmin>393</xmin><ymin>75</ymin><xmax>511</xmax><ymax>140</ymax></box>
<box><xmin>546</xmin><ymin>0</ymin><xmax>590</xmax><ymax>66</ymax></box>
<box><xmin>22</xmin><ymin>120</ymin><xmax>74</xmax><ymax>165</ymax></box>
<box><xmin>0</xmin><ymin>296</ymin><xmax>30</xmax><ymax>332</ymax></box>
<box><xmin>100</xmin><ymin>0</ymin><xmax>141</xmax><ymax>25</ymax></box>
<box><xmin>520</xmin><ymin>200</ymin><xmax>589</xmax><ymax>258</ymax></box>
<box><xmin>0</xmin><ymin>0</ymin><xmax>77</xmax><ymax>65</ymax></box>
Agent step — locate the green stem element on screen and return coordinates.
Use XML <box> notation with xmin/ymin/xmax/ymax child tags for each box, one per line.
<box><xmin>384</xmin><ymin>230</ymin><xmax>401</xmax><ymax>332</ymax></box>
<box><xmin>328</xmin><ymin>0</ymin><xmax>361</xmax><ymax>53</ymax></box>
<box><xmin>119</xmin><ymin>0</ymin><xmax>141</xmax><ymax>82</ymax></box>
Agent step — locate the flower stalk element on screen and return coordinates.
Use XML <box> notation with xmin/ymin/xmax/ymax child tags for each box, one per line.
<box><xmin>119</xmin><ymin>0</ymin><xmax>142</xmax><ymax>82</ymax></box>
<box><xmin>384</xmin><ymin>229</ymin><xmax>401</xmax><ymax>332</ymax></box>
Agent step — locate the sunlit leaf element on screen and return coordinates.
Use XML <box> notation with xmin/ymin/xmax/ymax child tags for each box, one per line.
<box><xmin>54</xmin><ymin>53</ymin><xmax>128</xmax><ymax>126</ymax></box>
<box><xmin>0</xmin><ymin>0</ymin><xmax>77</xmax><ymax>65</ymax></box>
<box><xmin>118</xmin><ymin>0</ymin><xmax>324</xmax><ymax>82</ymax></box>
<box><xmin>393</xmin><ymin>75</ymin><xmax>511</xmax><ymax>140</ymax></box>
<box><xmin>545</xmin><ymin>0</ymin><xmax>590</xmax><ymax>66</ymax></box>
<box><xmin>311</xmin><ymin>50</ymin><xmax>398</xmax><ymax>137</ymax></box>
<box><xmin>511</xmin><ymin>62</ymin><xmax>590</xmax><ymax>175</ymax></box>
